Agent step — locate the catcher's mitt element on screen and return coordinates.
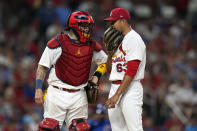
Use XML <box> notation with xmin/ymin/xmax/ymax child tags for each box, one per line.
<box><xmin>103</xmin><ymin>26</ymin><xmax>124</xmax><ymax>54</ymax></box>
<box><xmin>84</xmin><ymin>81</ymin><xmax>99</xmax><ymax>104</ymax></box>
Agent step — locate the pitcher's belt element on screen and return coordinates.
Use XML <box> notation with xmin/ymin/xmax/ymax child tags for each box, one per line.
<box><xmin>112</xmin><ymin>80</ymin><xmax>122</xmax><ymax>84</ymax></box>
<box><xmin>53</xmin><ymin>86</ymin><xmax>80</xmax><ymax>93</ymax></box>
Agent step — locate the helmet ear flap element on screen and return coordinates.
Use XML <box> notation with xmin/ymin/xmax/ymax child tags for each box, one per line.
<box><xmin>65</xmin><ymin>14</ymin><xmax>71</xmax><ymax>31</ymax></box>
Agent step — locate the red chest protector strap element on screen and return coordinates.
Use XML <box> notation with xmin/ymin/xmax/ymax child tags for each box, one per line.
<box><xmin>47</xmin><ymin>37</ymin><xmax>61</xmax><ymax>49</ymax></box>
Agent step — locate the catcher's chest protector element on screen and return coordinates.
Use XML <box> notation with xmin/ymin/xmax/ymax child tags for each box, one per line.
<box><xmin>55</xmin><ymin>34</ymin><xmax>95</xmax><ymax>86</ymax></box>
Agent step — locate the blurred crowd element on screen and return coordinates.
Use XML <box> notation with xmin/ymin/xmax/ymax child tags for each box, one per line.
<box><xmin>0</xmin><ymin>0</ymin><xmax>197</xmax><ymax>131</ymax></box>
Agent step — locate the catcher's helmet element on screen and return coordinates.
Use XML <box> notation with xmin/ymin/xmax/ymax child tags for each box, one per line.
<box><xmin>65</xmin><ymin>11</ymin><xmax>94</xmax><ymax>44</ymax></box>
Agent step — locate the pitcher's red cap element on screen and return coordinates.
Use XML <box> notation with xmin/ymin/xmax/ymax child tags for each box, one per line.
<box><xmin>104</xmin><ymin>8</ymin><xmax>131</xmax><ymax>21</ymax></box>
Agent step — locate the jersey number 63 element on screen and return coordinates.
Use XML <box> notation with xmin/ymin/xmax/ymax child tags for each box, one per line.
<box><xmin>117</xmin><ymin>63</ymin><xmax>127</xmax><ymax>72</ymax></box>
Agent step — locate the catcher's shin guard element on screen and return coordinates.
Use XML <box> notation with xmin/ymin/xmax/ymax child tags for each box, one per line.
<box><xmin>38</xmin><ymin>118</ymin><xmax>60</xmax><ymax>131</ymax></box>
<box><xmin>68</xmin><ymin>118</ymin><xmax>90</xmax><ymax>131</ymax></box>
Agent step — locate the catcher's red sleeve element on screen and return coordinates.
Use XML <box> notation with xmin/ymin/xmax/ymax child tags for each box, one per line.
<box><xmin>125</xmin><ymin>60</ymin><xmax>140</xmax><ymax>77</ymax></box>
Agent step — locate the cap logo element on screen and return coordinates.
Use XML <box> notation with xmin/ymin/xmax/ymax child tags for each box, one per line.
<box><xmin>120</xmin><ymin>15</ymin><xmax>123</xmax><ymax>18</ymax></box>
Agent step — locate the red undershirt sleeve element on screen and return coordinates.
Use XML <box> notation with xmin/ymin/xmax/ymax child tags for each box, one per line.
<box><xmin>125</xmin><ymin>60</ymin><xmax>140</xmax><ymax>77</ymax></box>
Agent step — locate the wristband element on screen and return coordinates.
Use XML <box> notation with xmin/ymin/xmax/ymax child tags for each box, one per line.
<box><xmin>36</xmin><ymin>79</ymin><xmax>43</xmax><ymax>89</ymax></box>
<box><xmin>96</xmin><ymin>63</ymin><xmax>107</xmax><ymax>75</ymax></box>
<box><xmin>93</xmin><ymin>71</ymin><xmax>102</xmax><ymax>81</ymax></box>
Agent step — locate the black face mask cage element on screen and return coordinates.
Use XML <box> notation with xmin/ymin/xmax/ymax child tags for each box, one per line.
<box><xmin>78</xmin><ymin>23</ymin><xmax>94</xmax><ymax>42</ymax></box>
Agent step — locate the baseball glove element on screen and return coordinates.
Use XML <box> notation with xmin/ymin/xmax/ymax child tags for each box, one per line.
<box><xmin>103</xmin><ymin>26</ymin><xmax>124</xmax><ymax>54</ymax></box>
<box><xmin>84</xmin><ymin>81</ymin><xmax>99</xmax><ymax>104</ymax></box>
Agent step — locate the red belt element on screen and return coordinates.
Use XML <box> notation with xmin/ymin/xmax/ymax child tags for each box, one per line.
<box><xmin>53</xmin><ymin>86</ymin><xmax>80</xmax><ymax>93</ymax></box>
<box><xmin>112</xmin><ymin>80</ymin><xmax>122</xmax><ymax>84</ymax></box>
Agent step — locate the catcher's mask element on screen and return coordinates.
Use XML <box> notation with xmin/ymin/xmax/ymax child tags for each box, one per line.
<box><xmin>65</xmin><ymin>11</ymin><xmax>94</xmax><ymax>44</ymax></box>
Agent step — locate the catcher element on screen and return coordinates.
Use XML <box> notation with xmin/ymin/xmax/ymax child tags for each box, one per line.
<box><xmin>35</xmin><ymin>11</ymin><xmax>107</xmax><ymax>131</ymax></box>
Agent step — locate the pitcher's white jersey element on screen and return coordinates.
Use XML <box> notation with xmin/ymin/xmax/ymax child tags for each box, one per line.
<box><xmin>109</xmin><ymin>29</ymin><xmax>146</xmax><ymax>81</ymax></box>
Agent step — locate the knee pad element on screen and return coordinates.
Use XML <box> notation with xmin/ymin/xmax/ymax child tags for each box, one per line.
<box><xmin>68</xmin><ymin>118</ymin><xmax>90</xmax><ymax>131</ymax></box>
<box><xmin>38</xmin><ymin>118</ymin><xmax>60</xmax><ymax>131</ymax></box>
